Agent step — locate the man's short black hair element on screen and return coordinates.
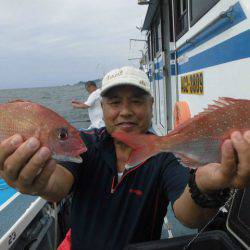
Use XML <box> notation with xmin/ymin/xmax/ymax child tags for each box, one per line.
<box><xmin>85</xmin><ymin>81</ymin><xmax>97</xmax><ymax>88</ymax></box>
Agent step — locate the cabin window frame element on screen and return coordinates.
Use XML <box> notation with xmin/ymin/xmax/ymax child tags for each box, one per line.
<box><xmin>150</xmin><ymin>11</ymin><xmax>162</xmax><ymax>58</ymax></box>
<box><xmin>189</xmin><ymin>0</ymin><xmax>220</xmax><ymax>26</ymax></box>
<box><xmin>147</xmin><ymin>31</ymin><xmax>153</xmax><ymax>62</ymax></box>
<box><xmin>174</xmin><ymin>0</ymin><xmax>189</xmax><ymax>40</ymax></box>
<box><xmin>156</xmin><ymin>14</ymin><xmax>163</xmax><ymax>55</ymax></box>
<box><xmin>154</xmin><ymin>21</ymin><xmax>159</xmax><ymax>55</ymax></box>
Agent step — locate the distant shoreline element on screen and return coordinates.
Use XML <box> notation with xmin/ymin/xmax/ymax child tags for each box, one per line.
<box><xmin>0</xmin><ymin>78</ymin><xmax>101</xmax><ymax>91</ymax></box>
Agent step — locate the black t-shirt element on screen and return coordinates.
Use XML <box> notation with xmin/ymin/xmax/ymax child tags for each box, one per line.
<box><xmin>61</xmin><ymin>128</ymin><xmax>189</xmax><ymax>250</ymax></box>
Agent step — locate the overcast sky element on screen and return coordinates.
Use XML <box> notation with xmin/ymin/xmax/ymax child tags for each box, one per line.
<box><xmin>0</xmin><ymin>0</ymin><xmax>147</xmax><ymax>89</ymax></box>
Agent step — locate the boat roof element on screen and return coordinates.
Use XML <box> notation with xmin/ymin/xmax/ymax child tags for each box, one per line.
<box><xmin>142</xmin><ymin>0</ymin><xmax>160</xmax><ymax>31</ymax></box>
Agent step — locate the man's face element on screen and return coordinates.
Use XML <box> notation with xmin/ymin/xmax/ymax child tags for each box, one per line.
<box><xmin>85</xmin><ymin>84</ymin><xmax>92</xmax><ymax>93</ymax></box>
<box><xmin>102</xmin><ymin>85</ymin><xmax>153</xmax><ymax>134</ymax></box>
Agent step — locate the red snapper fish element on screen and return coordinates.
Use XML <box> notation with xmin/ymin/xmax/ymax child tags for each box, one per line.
<box><xmin>0</xmin><ymin>100</ymin><xmax>86</xmax><ymax>163</ymax></box>
<box><xmin>112</xmin><ymin>97</ymin><xmax>250</xmax><ymax>168</ymax></box>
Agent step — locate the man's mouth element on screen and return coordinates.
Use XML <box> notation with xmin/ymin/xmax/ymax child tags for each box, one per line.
<box><xmin>116</xmin><ymin>122</ymin><xmax>137</xmax><ymax>129</ymax></box>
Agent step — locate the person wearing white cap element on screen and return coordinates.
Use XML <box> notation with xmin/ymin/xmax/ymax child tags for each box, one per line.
<box><xmin>101</xmin><ymin>66</ymin><xmax>151</xmax><ymax>96</ymax></box>
<box><xmin>1</xmin><ymin>66</ymin><xmax>250</xmax><ymax>250</ymax></box>
<box><xmin>100</xmin><ymin>66</ymin><xmax>154</xmax><ymax>135</ymax></box>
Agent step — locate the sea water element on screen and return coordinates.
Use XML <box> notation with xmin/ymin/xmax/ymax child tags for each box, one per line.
<box><xmin>0</xmin><ymin>84</ymin><xmax>91</xmax><ymax>129</ymax></box>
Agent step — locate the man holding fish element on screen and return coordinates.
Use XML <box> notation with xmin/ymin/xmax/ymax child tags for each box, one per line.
<box><xmin>0</xmin><ymin>66</ymin><xmax>250</xmax><ymax>250</ymax></box>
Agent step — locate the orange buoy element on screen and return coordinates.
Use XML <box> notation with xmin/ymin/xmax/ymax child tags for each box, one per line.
<box><xmin>173</xmin><ymin>101</ymin><xmax>191</xmax><ymax>128</ymax></box>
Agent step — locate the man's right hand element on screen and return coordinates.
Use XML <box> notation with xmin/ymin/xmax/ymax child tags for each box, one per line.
<box><xmin>0</xmin><ymin>134</ymin><xmax>59</xmax><ymax>198</ymax></box>
<box><xmin>71</xmin><ymin>100</ymin><xmax>89</xmax><ymax>109</ymax></box>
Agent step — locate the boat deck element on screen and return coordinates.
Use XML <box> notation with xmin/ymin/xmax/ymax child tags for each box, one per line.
<box><xmin>0</xmin><ymin>179</ymin><xmax>46</xmax><ymax>250</ymax></box>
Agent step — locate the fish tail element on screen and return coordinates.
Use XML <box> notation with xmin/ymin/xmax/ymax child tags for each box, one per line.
<box><xmin>112</xmin><ymin>131</ymin><xmax>161</xmax><ymax>167</ymax></box>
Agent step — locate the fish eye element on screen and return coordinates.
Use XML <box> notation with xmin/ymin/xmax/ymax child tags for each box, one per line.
<box><xmin>58</xmin><ymin>127</ymin><xmax>68</xmax><ymax>140</ymax></box>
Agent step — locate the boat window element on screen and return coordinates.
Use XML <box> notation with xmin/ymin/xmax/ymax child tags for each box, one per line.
<box><xmin>151</xmin><ymin>15</ymin><xmax>162</xmax><ymax>58</ymax></box>
<box><xmin>154</xmin><ymin>23</ymin><xmax>159</xmax><ymax>55</ymax></box>
<box><xmin>168</xmin><ymin>0</ymin><xmax>174</xmax><ymax>42</ymax></box>
<box><xmin>189</xmin><ymin>0</ymin><xmax>220</xmax><ymax>26</ymax></box>
<box><xmin>147</xmin><ymin>32</ymin><xmax>152</xmax><ymax>62</ymax></box>
<box><xmin>157</xmin><ymin>17</ymin><xmax>162</xmax><ymax>53</ymax></box>
<box><xmin>154</xmin><ymin>16</ymin><xmax>162</xmax><ymax>54</ymax></box>
<box><xmin>174</xmin><ymin>0</ymin><xmax>188</xmax><ymax>40</ymax></box>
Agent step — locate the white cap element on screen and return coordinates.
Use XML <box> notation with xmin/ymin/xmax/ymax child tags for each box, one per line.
<box><xmin>101</xmin><ymin>66</ymin><xmax>151</xmax><ymax>96</ymax></box>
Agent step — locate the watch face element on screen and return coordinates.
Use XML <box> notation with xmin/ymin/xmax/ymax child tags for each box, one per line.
<box><xmin>227</xmin><ymin>188</ymin><xmax>250</xmax><ymax>249</ymax></box>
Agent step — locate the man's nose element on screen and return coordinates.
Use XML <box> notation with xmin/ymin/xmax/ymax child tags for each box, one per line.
<box><xmin>119</xmin><ymin>101</ymin><xmax>133</xmax><ymax>116</ymax></box>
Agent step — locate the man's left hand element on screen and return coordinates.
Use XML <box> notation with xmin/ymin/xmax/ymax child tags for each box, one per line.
<box><xmin>196</xmin><ymin>130</ymin><xmax>250</xmax><ymax>193</ymax></box>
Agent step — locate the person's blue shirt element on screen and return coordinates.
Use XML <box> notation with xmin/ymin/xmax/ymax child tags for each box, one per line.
<box><xmin>61</xmin><ymin>128</ymin><xmax>189</xmax><ymax>250</ymax></box>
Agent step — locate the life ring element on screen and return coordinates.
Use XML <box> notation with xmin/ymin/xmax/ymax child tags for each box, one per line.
<box><xmin>173</xmin><ymin>101</ymin><xmax>191</xmax><ymax>128</ymax></box>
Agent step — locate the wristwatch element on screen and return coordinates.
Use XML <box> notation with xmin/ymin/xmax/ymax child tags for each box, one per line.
<box><xmin>188</xmin><ymin>169</ymin><xmax>231</xmax><ymax>208</ymax></box>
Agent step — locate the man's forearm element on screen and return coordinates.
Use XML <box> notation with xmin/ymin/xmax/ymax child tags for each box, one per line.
<box><xmin>77</xmin><ymin>103</ymin><xmax>89</xmax><ymax>109</ymax></box>
<box><xmin>173</xmin><ymin>186</ymin><xmax>218</xmax><ymax>228</ymax></box>
<box><xmin>72</xmin><ymin>102</ymin><xmax>89</xmax><ymax>109</ymax></box>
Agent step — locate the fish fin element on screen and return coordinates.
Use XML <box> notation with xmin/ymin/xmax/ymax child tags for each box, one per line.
<box><xmin>169</xmin><ymin>97</ymin><xmax>243</xmax><ymax>134</ymax></box>
<box><xmin>174</xmin><ymin>153</ymin><xmax>201</xmax><ymax>168</ymax></box>
<box><xmin>202</xmin><ymin>97</ymin><xmax>242</xmax><ymax>113</ymax></box>
<box><xmin>8</xmin><ymin>99</ymin><xmax>33</xmax><ymax>103</ymax></box>
<box><xmin>112</xmin><ymin>131</ymin><xmax>161</xmax><ymax>167</ymax></box>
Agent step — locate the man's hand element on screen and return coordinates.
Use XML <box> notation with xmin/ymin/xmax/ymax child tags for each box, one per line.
<box><xmin>174</xmin><ymin>130</ymin><xmax>250</xmax><ymax>228</ymax></box>
<box><xmin>71</xmin><ymin>99</ymin><xmax>89</xmax><ymax>109</ymax></box>
<box><xmin>0</xmin><ymin>134</ymin><xmax>56</xmax><ymax>196</ymax></box>
<box><xmin>71</xmin><ymin>99</ymin><xmax>81</xmax><ymax>108</ymax></box>
<box><xmin>196</xmin><ymin>130</ymin><xmax>250</xmax><ymax>193</ymax></box>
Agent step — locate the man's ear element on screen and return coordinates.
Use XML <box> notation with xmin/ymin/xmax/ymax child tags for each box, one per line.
<box><xmin>150</xmin><ymin>96</ymin><xmax>154</xmax><ymax>105</ymax></box>
<box><xmin>149</xmin><ymin>97</ymin><xmax>154</xmax><ymax>119</ymax></box>
<box><xmin>100</xmin><ymin>97</ymin><xmax>104</xmax><ymax>107</ymax></box>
